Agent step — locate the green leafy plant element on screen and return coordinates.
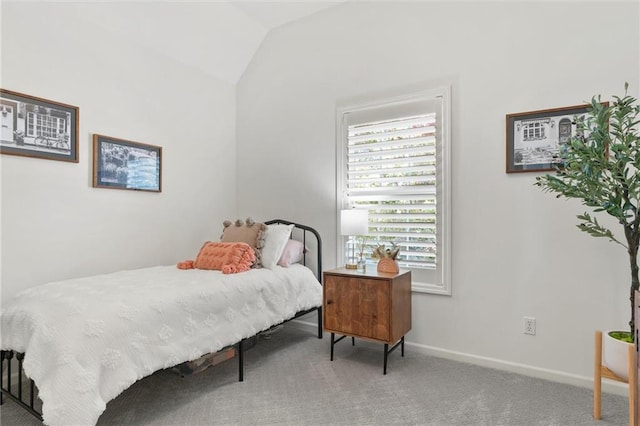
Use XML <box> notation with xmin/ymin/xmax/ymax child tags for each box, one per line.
<box><xmin>535</xmin><ymin>83</ymin><xmax>640</xmax><ymax>341</ymax></box>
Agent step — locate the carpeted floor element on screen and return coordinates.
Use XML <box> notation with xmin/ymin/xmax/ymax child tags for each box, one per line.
<box><xmin>0</xmin><ymin>325</ymin><xmax>629</xmax><ymax>425</ymax></box>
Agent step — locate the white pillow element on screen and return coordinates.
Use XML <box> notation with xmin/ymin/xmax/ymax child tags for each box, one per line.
<box><xmin>261</xmin><ymin>224</ymin><xmax>294</xmax><ymax>269</ymax></box>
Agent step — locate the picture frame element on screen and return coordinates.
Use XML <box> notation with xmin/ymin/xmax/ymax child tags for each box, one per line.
<box><xmin>93</xmin><ymin>134</ymin><xmax>162</xmax><ymax>192</ymax></box>
<box><xmin>0</xmin><ymin>89</ymin><xmax>79</xmax><ymax>162</ymax></box>
<box><xmin>505</xmin><ymin>104</ymin><xmax>602</xmax><ymax>173</ymax></box>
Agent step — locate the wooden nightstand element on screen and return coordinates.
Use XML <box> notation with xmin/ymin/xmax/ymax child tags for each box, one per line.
<box><xmin>323</xmin><ymin>267</ymin><xmax>412</xmax><ymax>374</ymax></box>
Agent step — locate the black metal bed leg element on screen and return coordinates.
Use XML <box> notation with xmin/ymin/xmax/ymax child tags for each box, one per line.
<box><xmin>1</xmin><ymin>351</ymin><xmax>5</xmax><ymax>405</ymax></box>
<box><xmin>6</xmin><ymin>351</ymin><xmax>13</xmax><ymax>392</ymax></box>
<box><xmin>238</xmin><ymin>340</ymin><xmax>244</xmax><ymax>382</ymax></box>
<box><xmin>317</xmin><ymin>307</ymin><xmax>323</xmax><ymax>339</ymax></box>
<box><xmin>30</xmin><ymin>380</ymin><xmax>35</xmax><ymax>409</ymax></box>
<box><xmin>16</xmin><ymin>353</ymin><xmax>24</xmax><ymax>401</ymax></box>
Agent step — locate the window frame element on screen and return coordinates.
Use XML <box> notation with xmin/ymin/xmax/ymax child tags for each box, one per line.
<box><xmin>336</xmin><ymin>86</ymin><xmax>452</xmax><ymax>295</ymax></box>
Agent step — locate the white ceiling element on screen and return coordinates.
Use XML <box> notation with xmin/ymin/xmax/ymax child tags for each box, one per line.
<box><xmin>72</xmin><ymin>1</ymin><xmax>345</xmax><ymax>85</ymax></box>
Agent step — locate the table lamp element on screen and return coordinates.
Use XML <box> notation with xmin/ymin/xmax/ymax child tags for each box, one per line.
<box><xmin>340</xmin><ymin>209</ymin><xmax>368</xmax><ymax>269</ymax></box>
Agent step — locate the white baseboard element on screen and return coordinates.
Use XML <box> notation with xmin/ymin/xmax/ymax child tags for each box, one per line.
<box><xmin>287</xmin><ymin>319</ymin><xmax>629</xmax><ymax>397</ymax></box>
<box><xmin>406</xmin><ymin>341</ymin><xmax>629</xmax><ymax>397</ymax></box>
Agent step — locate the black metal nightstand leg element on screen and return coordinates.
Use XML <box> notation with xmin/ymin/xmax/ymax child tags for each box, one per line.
<box><xmin>401</xmin><ymin>336</ymin><xmax>405</xmax><ymax>357</ymax></box>
<box><xmin>330</xmin><ymin>333</ymin><xmax>335</xmax><ymax>361</ymax></box>
<box><xmin>383</xmin><ymin>343</ymin><xmax>389</xmax><ymax>375</ymax></box>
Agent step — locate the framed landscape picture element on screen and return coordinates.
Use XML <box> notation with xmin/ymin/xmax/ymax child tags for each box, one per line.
<box><xmin>0</xmin><ymin>89</ymin><xmax>79</xmax><ymax>162</ymax></box>
<box><xmin>93</xmin><ymin>134</ymin><xmax>162</xmax><ymax>192</ymax></box>
<box><xmin>505</xmin><ymin>104</ymin><xmax>600</xmax><ymax>173</ymax></box>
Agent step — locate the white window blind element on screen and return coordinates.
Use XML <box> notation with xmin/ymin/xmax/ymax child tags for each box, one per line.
<box><xmin>347</xmin><ymin>113</ymin><xmax>437</xmax><ymax>269</ymax></box>
<box><xmin>337</xmin><ymin>87</ymin><xmax>451</xmax><ymax>295</ymax></box>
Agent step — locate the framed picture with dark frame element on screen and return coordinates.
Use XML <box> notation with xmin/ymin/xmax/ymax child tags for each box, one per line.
<box><xmin>505</xmin><ymin>104</ymin><xmax>602</xmax><ymax>173</ymax></box>
<box><xmin>0</xmin><ymin>89</ymin><xmax>79</xmax><ymax>163</ymax></box>
<box><xmin>93</xmin><ymin>134</ymin><xmax>162</xmax><ymax>192</ymax></box>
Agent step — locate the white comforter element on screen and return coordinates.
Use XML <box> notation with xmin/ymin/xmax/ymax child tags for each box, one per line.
<box><xmin>1</xmin><ymin>264</ymin><xmax>322</xmax><ymax>426</ymax></box>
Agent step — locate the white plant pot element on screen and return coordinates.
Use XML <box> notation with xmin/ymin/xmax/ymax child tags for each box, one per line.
<box><xmin>603</xmin><ymin>330</ymin><xmax>633</xmax><ymax>381</ymax></box>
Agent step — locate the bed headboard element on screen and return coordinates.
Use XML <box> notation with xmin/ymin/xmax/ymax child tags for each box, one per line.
<box><xmin>265</xmin><ymin>219</ymin><xmax>322</xmax><ymax>283</ymax></box>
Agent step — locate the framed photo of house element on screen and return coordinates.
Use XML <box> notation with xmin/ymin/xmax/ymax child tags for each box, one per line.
<box><xmin>93</xmin><ymin>134</ymin><xmax>162</xmax><ymax>192</ymax></box>
<box><xmin>0</xmin><ymin>89</ymin><xmax>79</xmax><ymax>162</ymax></box>
<box><xmin>506</xmin><ymin>104</ymin><xmax>597</xmax><ymax>173</ymax></box>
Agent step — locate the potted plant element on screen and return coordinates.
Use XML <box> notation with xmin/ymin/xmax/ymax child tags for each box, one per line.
<box><xmin>535</xmin><ymin>83</ymin><xmax>639</xmax><ymax>379</ymax></box>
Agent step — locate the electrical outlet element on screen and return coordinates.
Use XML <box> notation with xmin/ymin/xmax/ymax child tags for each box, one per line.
<box><xmin>523</xmin><ymin>317</ymin><xmax>536</xmax><ymax>335</ymax></box>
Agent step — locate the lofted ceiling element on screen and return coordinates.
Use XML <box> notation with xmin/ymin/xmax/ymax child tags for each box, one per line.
<box><xmin>232</xmin><ymin>1</ymin><xmax>344</xmax><ymax>31</ymax></box>
<box><xmin>70</xmin><ymin>1</ymin><xmax>345</xmax><ymax>85</ymax></box>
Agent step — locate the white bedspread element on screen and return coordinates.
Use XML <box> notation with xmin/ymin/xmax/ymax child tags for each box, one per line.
<box><xmin>1</xmin><ymin>264</ymin><xmax>322</xmax><ymax>426</ymax></box>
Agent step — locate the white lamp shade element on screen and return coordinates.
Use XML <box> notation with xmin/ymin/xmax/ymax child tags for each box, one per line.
<box><xmin>340</xmin><ymin>209</ymin><xmax>368</xmax><ymax>236</ymax></box>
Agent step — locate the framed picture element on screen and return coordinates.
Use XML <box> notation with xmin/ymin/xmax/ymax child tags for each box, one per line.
<box><xmin>0</xmin><ymin>89</ymin><xmax>79</xmax><ymax>162</ymax></box>
<box><xmin>93</xmin><ymin>134</ymin><xmax>162</xmax><ymax>192</ymax></box>
<box><xmin>505</xmin><ymin>104</ymin><xmax>602</xmax><ymax>173</ymax></box>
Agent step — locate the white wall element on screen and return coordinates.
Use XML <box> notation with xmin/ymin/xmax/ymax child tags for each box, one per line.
<box><xmin>237</xmin><ymin>1</ymin><xmax>640</xmax><ymax>387</ymax></box>
<box><xmin>1</xmin><ymin>3</ymin><xmax>237</xmax><ymax>304</ymax></box>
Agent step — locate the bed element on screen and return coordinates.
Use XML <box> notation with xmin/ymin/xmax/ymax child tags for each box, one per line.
<box><xmin>0</xmin><ymin>219</ymin><xmax>323</xmax><ymax>426</ymax></box>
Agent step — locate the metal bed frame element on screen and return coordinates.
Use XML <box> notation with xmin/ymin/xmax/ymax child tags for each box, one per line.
<box><xmin>0</xmin><ymin>219</ymin><xmax>323</xmax><ymax>422</ymax></box>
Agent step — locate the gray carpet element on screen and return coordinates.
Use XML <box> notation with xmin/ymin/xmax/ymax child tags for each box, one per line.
<box><xmin>0</xmin><ymin>325</ymin><xmax>628</xmax><ymax>425</ymax></box>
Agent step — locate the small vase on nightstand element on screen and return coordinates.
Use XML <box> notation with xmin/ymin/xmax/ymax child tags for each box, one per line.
<box><xmin>377</xmin><ymin>258</ymin><xmax>399</xmax><ymax>274</ymax></box>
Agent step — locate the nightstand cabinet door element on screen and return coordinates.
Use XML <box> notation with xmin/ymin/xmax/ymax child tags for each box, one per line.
<box><xmin>323</xmin><ymin>269</ymin><xmax>411</xmax><ymax>345</ymax></box>
<box><xmin>324</xmin><ymin>275</ymin><xmax>391</xmax><ymax>341</ymax></box>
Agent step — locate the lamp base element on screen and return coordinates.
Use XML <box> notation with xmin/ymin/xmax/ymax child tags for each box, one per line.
<box><xmin>345</xmin><ymin>263</ymin><xmax>358</xmax><ymax>270</ymax></box>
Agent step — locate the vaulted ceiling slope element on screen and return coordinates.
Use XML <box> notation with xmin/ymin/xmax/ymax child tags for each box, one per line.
<box><xmin>66</xmin><ymin>1</ymin><xmax>344</xmax><ymax>85</ymax></box>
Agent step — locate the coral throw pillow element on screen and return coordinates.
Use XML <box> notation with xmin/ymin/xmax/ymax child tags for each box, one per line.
<box><xmin>187</xmin><ymin>241</ymin><xmax>256</xmax><ymax>274</ymax></box>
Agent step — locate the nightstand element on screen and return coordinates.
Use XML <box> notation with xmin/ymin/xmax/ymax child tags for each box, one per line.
<box><xmin>323</xmin><ymin>267</ymin><xmax>412</xmax><ymax>374</ymax></box>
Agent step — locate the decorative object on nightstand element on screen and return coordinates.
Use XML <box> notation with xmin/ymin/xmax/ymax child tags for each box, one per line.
<box><xmin>323</xmin><ymin>267</ymin><xmax>412</xmax><ymax>374</ymax></box>
<box><xmin>372</xmin><ymin>242</ymin><xmax>400</xmax><ymax>274</ymax></box>
<box><xmin>355</xmin><ymin>234</ymin><xmax>369</xmax><ymax>272</ymax></box>
<box><xmin>340</xmin><ymin>209</ymin><xmax>368</xmax><ymax>269</ymax></box>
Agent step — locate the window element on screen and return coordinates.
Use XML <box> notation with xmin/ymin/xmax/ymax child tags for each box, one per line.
<box><xmin>26</xmin><ymin>110</ymin><xmax>68</xmax><ymax>138</ymax></box>
<box><xmin>337</xmin><ymin>87</ymin><xmax>451</xmax><ymax>295</ymax></box>
<box><xmin>523</xmin><ymin>121</ymin><xmax>546</xmax><ymax>141</ymax></box>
